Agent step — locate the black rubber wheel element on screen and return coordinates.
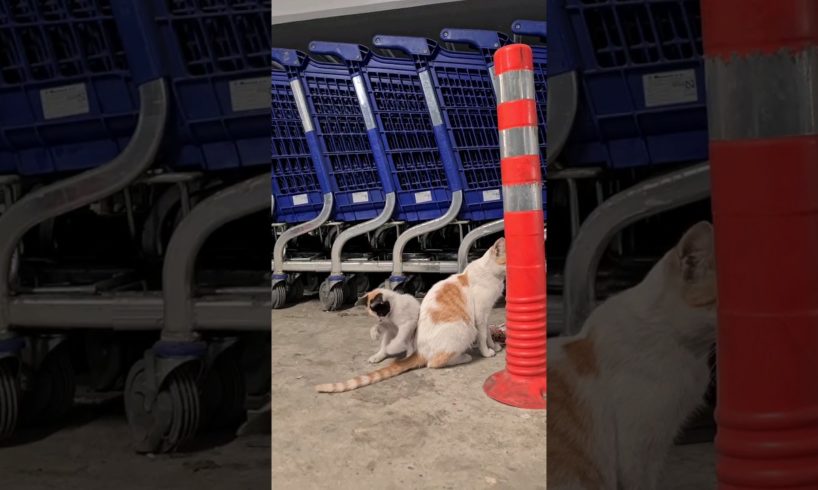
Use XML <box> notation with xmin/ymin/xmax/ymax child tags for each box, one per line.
<box><xmin>21</xmin><ymin>346</ymin><xmax>75</xmax><ymax>425</ymax></box>
<box><xmin>286</xmin><ymin>276</ymin><xmax>304</xmax><ymax>303</ymax></box>
<box><xmin>319</xmin><ymin>280</ymin><xmax>345</xmax><ymax>311</ymax></box>
<box><xmin>125</xmin><ymin>360</ymin><xmax>200</xmax><ymax>454</ymax></box>
<box><xmin>0</xmin><ymin>360</ymin><xmax>20</xmax><ymax>441</ymax></box>
<box><xmin>201</xmin><ymin>351</ymin><xmax>246</xmax><ymax>429</ymax></box>
<box><xmin>85</xmin><ymin>332</ymin><xmax>123</xmax><ymax>392</ymax></box>
<box><xmin>271</xmin><ymin>283</ymin><xmax>287</xmax><ymax>310</ymax></box>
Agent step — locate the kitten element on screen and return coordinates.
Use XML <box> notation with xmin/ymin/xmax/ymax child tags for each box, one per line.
<box><xmin>548</xmin><ymin>221</ymin><xmax>717</xmax><ymax>490</ymax></box>
<box><xmin>355</xmin><ymin>288</ymin><xmax>420</xmax><ymax>364</ymax></box>
<box><xmin>315</xmin><ymin>237</ymin><xmax>507</xmax><ymax>393</ymax></box>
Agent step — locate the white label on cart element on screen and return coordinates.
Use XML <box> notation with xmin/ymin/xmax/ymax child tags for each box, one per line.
<box><xmin>642</xmin><ymin>69</ymin><xmax>698</xmax><ymax>108</ymax></box>
<box><xmin>352</xmin><ymin>191</ymin><xmax>370</xmax><ymax>203</ymax></box>
<box><xmin>414</xmin><ymin>191</ymin><xmax>433</xmax><ymax>204</ymax></box>
<box><xmin>482</xmin><ymin>189</ymin><xmax>501</xmax><ymax>202</ymax></box>
<box><xmin>292</xmin><ymin>194</ymin><xmax>309</xmax><ymax>206</ymax></box>
<box><xmin>230</xmin><ymin>77</ymin><xmax>269</xmax><ymax>112</ymax></box>
<box><xmin>40</xmin><ymin>83</ymin><xmax>89</xmax><ymax>120</ymax></box>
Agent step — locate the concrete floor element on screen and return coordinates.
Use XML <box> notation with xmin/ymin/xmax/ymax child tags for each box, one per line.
<box><xmin>272</xmin><ymin>301</ymin><xmax>547</xmax><ymax>490</ymax></box>
<box><xmin>271</xmin><ymin>299</ymin><xmax>717</xmax><ymax>489</ymax></box>
<box><xmin>0</xmin><ymin>396</ymin><xmax>269</xmax><ymax>490</ymax></box>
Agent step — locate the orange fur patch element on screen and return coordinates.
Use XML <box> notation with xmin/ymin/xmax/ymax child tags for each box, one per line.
<box><xmin>547</xmin><ymin>366</ymin><xmax>603</xmax><ymax>489</ymax></box>
<box><xmin>427</xmin><ymin>352</ymin><xmax>455</xmax><ymax>368</ymax></box>
<box><xmin>457</xmin><ymin>273</ymin><xmax>469</xmax><ymax>286</ymax></box>
<box><xmin>563</xmin><ymin>338</ymin><xmax>598</xmax><ymax>377</ymax></box>
<box><xmin>428</xmin><ymin>282</ymin><xmax>470</xmax><ymax>324</ymax></box>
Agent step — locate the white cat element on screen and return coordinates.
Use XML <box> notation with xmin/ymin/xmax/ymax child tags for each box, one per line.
<box><xmin>355</xmin><ymin>288</ymin><xmax>420</xmax><ymax>363</ymax></box>
<box><xmin>315</xmin><ymin>237</ymin><xmax>507</xmax><ymax>393</ymax></box>
<box><xmin>548</xmin><ymin>221</ymin><xmax>717</xmax><ymax>490</ymax></box>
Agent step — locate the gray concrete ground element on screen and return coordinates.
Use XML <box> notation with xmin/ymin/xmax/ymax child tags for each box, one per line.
<box><xmin>272</xmin><ymin>300</ymin><xmax>546</xmax><ymax>490</ymax></box>
<box><xmin>272</xmin><ymin>299</ymin><xmax>716</xmax><ymax>490</ymax></box>
<box><xmin>0</xmin><ymin>396</ymin><xmax>269</xmax><ymax>490</ymax></box>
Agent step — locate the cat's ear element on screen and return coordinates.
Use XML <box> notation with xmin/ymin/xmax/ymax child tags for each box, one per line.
<box><xmin>677</xmin><ymin>221</ymin><xmax>714</xmax><ymax>281</ymax></box>
<box><xmin>492</xmin><ymin>237</ymin><xmax>506</xmax><ymax>257</ymax></box>
<box><xmin>355</xmin><ymin>295</ymin><xmax>368</xmax><ymax>307</ymax></box>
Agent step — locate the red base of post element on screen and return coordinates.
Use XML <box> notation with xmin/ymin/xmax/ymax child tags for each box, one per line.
<box><xmin>483</xmin><ymin>370</ymin><xmax>546</xmax><ymax>409</ymax></box>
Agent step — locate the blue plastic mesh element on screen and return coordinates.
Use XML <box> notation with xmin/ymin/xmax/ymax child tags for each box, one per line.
<box><xmin>367</xmin><ymin>71</ymin><xmax>447</xmax><ymax>192</ymax></box>
<box><xmin>303</xmin><ymin>73</ymin><xmax>381</xmax><ymax>193</ymax></box>
<box><xmin>158</xmin><ymin>0</ymin><xmax>270</xmax><ymax>75</ymax></box>
<box><xmin>0</xmin><ymin>0</ymin><xmax>127</xmax><ymax>82</ymax></box>
<box><xmin>558</xmin><ymin>0</ymin><xmax>707</xmax><ymax>168</ymax></box>
<box><xmin>433</xmin><ymin>65</ymin><xmax>501</xmax><ymax>191</ymax></box>
<box><xmin>577</xmin><ymin>0</ymin><xmax>703</xmax><ymax>69</ymax></box>
<box><xmin>0</xmin><ymin>0</ymin><xmax>137</xmax><ymax>175</ymax></box>
<box><xmin>152</xmin><ymin>0</ymin><xmax>271</xmax><ymax>170</ymax></box>
<box><xmin>271</xmin><ymin>81</ymin><xmax>318</xmax><ymax>195</ymax></box>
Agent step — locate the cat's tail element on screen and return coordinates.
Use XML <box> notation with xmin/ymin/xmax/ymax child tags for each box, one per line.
<box><xmin>314</xmin><ymin>352</ymin><xmax>426</xmax><ymax>393</ymax></box>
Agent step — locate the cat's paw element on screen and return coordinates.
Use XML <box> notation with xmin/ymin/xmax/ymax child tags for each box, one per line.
<box><xmin>368</xmin><ymin>353</ymin><xmax>386</xmax><ymax>364</ymax></box>
<box><xmin>480</xmin><ymin>348</ymin><xmax>496</xmax><ymax>358</ymax></box>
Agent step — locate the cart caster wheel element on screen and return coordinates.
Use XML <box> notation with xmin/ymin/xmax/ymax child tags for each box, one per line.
<box><xmin>125</xmin><ymin>360</ymin><xmax>200</xmax><ymax>454</ymax></box>
<box><xmin>271</xmin><ymin>283</ymin><xmax>287</xmax><ymax>309</ymax></box>
<box><xmin>319</xmin><ymin>280</ymin><xmax>345</xmax><ymax>311</ymax></box>
<box><xmin>201</xmin><ymin>351</ymin><xmax>246</xmax><ymax>429</ymax></box>
<box><xmin>286</xmin><ymin>276</ymin><xmax>304</xmax><ymax>303</ymax></box>
<box><xmin>0</xmin><ymin>360</ymin><xmax>20</xmax><ymax>440</ymax></box>
<box><xmin>22</xmin><ymin>345</ymin><xmax>75</xmax><ymax>425</ymax></box>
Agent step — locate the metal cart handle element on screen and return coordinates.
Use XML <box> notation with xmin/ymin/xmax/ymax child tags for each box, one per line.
<box><xmin>372</xmin><ymin>35</ymin><xmax>436</xmax><ymax>56</ymax></box>
<box><xmin>271</xmin><ymin>48</ymin><xmax>306</xmax><ymax>68</ymax></box>
<box><xmin>512</xmin><ymin>20</ymin><xmax>547</xmax><ymax>39</ymax></box>
<box><xmin>439</xmin><ymin>29</ymin><xmax>507</xmax><ymax>50</ymax></box>
<box><xmin>308</xmin><ymin>41</ymin><xmax>368</xmax><ymax>63</ymax></box>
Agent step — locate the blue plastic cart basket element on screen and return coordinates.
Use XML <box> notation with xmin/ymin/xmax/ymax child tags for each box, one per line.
<box><xmin>549</xmin><ymin>0</ymin><xmax>707</xmax><ymax>168</ymax></box>
<box><xmin>143</xmin><ymin>0</ymin><xmax>271</xmax><ymax>171</ymax></box>
<box><xmin>271</xmin><ymin>53</ymin><xmax>323</xmax><ymax>224</ymax></box>
<box><xmin>371</xmin><ymin>31</ymin><xmax>509</xmax><ymax>222</ymax></box>
<box><xmin>0</xmin><ymin>0</ymin><xmax>141</xmax><ymax>175</ymax></box>
<box><xmin>274</xmin><ymin>45</ymin><xmax>391</xmax><ymax>223</ymax></box>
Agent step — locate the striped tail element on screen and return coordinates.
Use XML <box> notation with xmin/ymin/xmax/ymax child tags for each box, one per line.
<box><xmin>315</xmin><ymin>352</ymin><xmax>426</xmax><ymax>393</ymax></box>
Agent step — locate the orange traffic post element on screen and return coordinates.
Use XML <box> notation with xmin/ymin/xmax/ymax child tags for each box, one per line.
<box><xmin>703</xmin><ymin>1</ymin><xmax>818</xmax><ymax>488</ymax></box>
<box><xmin>483</xmin><ymin>44</ymin><xmax>547</xmax><ymax>409</ymax></box>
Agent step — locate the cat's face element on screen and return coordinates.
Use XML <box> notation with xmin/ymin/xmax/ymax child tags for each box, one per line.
<box><xmin>356</xmin><ymin>289</ymin><xmax>391</xmax><ymax>318</ymax></box>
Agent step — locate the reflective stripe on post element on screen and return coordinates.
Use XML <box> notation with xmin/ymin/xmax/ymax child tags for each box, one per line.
<box><xmin>703</xmin><ymin>1</ymin><xmax>818</xmax><ymax>488</ymax></box>
<box><xmin>483</xmin><ymin>43</ymin><xmax>546</xmax><ymax>410</ymax></box>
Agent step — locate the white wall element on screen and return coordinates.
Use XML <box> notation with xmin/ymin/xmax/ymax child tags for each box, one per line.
<box><xmin>271</xmin><ymin>0</ymin><xmax>463</xmax><ymax>25</ymax></box>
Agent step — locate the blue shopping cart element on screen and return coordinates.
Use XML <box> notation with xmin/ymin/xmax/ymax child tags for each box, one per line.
<box><xmin>141</xmin><ymin>0</ymin><xmax>271</xmax><ymax>171</ymax></box>
<box><xmin>0</xmin><ymin>0</ymin><xmax>141</xmax><ymax>175</ymax></box>
<box><xmin>271</xmin><ymin>53</ymin><xmax>324</xmax><ymax>224</ymax></box>
<box><xmin>271</xmin><ymin>45</ymin><xmax>400</xmax><ymax>309</ymax></box>
<box><xmin>0</xmin><ymin>1</ymin><xmax>271</xmax><ymax>452</ymax></box>
<box><xmin>548</xmin><ymin>0</ymin><xmax>707</xmax><ymax>168</ymax></box>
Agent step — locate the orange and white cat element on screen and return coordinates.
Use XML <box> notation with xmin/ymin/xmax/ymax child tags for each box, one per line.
<box><xmin>548</xmin><ymin>221</ymin><xmax>717</xmax><ymax>490</ymax></box>
<box><xmin>315</xmin><ymin>237</ymin><xmax>507</xmax><ymax>393</ymax></box>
